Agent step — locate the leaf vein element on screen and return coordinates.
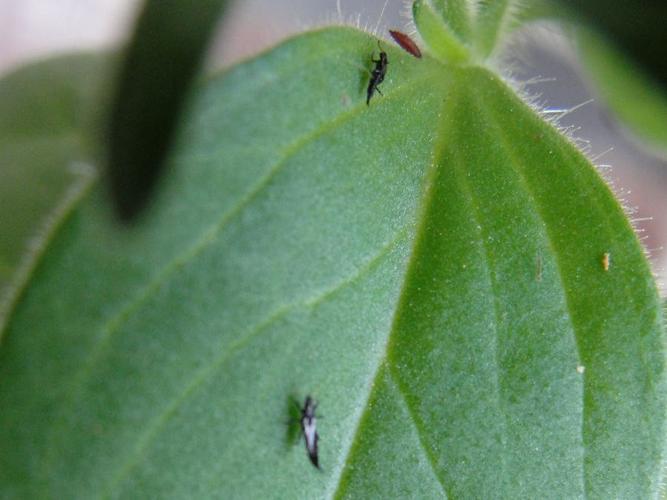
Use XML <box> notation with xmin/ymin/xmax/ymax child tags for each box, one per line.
<box><xmin>448</xmin><ymin>135</ymin><xmax>509</xmax><ymax>483</ymax></box>
<box><xmin>103</xmin><ymin>223</ymin><xmax>410</xmax><ymax>495</ymax></box>
<box><xmin>476</xmin><ymin>80</ymin><xmax>587</xmax><ymax>496</ymax></box>
<box><xmin>330</xmin><ymin>82</ymin><xmax>452</xmax><ymax>499</ymax></box>
<box><xmin>387</xmin><ymin>368</ymin><xmax>449</xmax><ymax>498</ymax></box>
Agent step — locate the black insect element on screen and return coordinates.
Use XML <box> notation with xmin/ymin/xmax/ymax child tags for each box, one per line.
<box><xmin>299</xmin><ymin>396</ymin><xmax>320</xmax><ymax>469</ymax></box>
<box><xmin>366</xmin><ymin>42</ymin><xmax>388</xmax><ymax>105</ymax></box>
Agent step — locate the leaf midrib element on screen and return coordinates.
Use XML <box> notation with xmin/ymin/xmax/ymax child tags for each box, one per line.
<box><xmin>331</xmin><ymin>72</ymin><xmax>456</xmax><ymax>499</ymax></box>
<box><xmin>446</xmin><ymin>130</ymin><xmax>509</xmax><ymax>486</ymax></box>
<box><xmin>475</xmin><ymin>69</ymin><xmax>590</xmax><ymax>495</ymax></box>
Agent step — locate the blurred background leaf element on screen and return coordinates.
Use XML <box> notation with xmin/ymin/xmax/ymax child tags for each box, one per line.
<box><xmin>575</xmin><ymin>27</ymin><xmax>667</xmax><ymax>158</ymax></box>
<box><xmin>107</xmin><ymin>0</ymin><xmax>229</xmax><ymax>222</ymax></box>
<box><xmin>519</xmin><ymin>0</ymin><xmax>667</xmax><ymax>158</ymax></box>
<box><xmin>0</xmin><ymin>54</ymin><xmax>108</xmax><ymax>334</ymax></box>
<box><xmin>557</xmin><ymin>0</ymin><xmax>667</xmax><ymax>92</ymax></box>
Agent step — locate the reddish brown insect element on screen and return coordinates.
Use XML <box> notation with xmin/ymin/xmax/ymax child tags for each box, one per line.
<box><xmin>389</xmin><ymin>30</ymin><xmax>422</xmax><ymax>58</ymax></box>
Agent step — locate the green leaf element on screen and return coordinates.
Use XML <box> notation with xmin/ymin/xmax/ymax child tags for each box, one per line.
<box><xmin>413</xmin><ymin>0</ymin><xmax>470</xmax><ymax>63</ymax></box>
<box><xmin>0</xmin><ymin>26</ymin><xmax>664</xmax><ymax>498</ymax></box>
<box><xmin>430</xmin><ymin>0</ymin><xmax>473</xmax><ymax>42</ymax></box>
<box><xmin>413</xmin><ymin>0</ymin><xmax>525</xmax><ymax>62</ymax></box>
<box><xmin>0</xmin><ymin>54</ymin><xmax>106</xmax><ymax>335</ymax></box>
<box><xmin>473</xmin><ymin>0</ymin><xmax>522</xmax><ymax>58</ymax></box>
<box><xmin>576</xmin><ymin>28</ymin><xmax>667</xmax><ymax>158</ymax></box>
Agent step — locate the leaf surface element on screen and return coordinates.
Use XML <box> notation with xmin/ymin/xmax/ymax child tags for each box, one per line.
<box><xmin>0</xmin><ymin>27</ymin><xmax>663</xmax><ymax>498</ymax></box>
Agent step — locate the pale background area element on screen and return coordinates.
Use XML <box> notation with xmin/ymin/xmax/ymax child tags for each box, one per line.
<box><xmin>0</xmin><ymin>0</ymin><xmax>665</xmax><ymax>291</ymax></box>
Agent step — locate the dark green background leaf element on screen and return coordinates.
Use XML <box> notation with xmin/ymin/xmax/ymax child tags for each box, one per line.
<box><xmin>516</xmin><ymin>0</ymin><xmax>667</xmax><ymax>158</ymax></box>
<box><xmin>576</xmin><ymin>28</ymin><xmax>667</xmax><ymax>157</ymax></box>
<box><xmin>557</xmin><ymin>0</ymin><xmax>667</xmax><ymax>91</ymax></box>
<box><xmin>108</xmin><ymin>0</ymin><xmax>229</xmax><ymax>222</ymax></box>
<box><xmin>0</xmin><ymin>26</ymin><xmax>663</xmax><ymax>498</ymax></box>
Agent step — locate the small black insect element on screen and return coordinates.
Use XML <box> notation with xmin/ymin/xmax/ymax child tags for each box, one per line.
<box><xmin>366</xmin><ymin>42</ymin><xmax>388</xmax><ymax>106</ymax></box>
<box><xmin>299</xmin><ymin>396</ymin><xmax>320</xmax><ymax>469</ymax></box>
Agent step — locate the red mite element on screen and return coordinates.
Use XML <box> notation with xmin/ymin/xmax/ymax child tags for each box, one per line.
<box><xmin>389</xmin><ymin>30</ymin><xmax>422</xmax><ymax>58</ymax></box>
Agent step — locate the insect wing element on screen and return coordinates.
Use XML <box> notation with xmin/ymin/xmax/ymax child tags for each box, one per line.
<box><xmin>300</xmin><ymin>396</ymin><xmax>320</xmax><ymax>469</ymax></box>
<box><xmin>303</xmin><ymin>417</ymin><xmax>319</xmax><ymax>468</ymax></box>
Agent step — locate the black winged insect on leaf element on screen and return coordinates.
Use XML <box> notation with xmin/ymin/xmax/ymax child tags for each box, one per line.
<box><xmin>366</xmin><ymin>41</ymin><xmax>388</xmax><ymax>105</ymax></box>
<box><xmin>299</xmin><ymin>396</ymin><xmax>320</xmax><ymax>469</ymax></box>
